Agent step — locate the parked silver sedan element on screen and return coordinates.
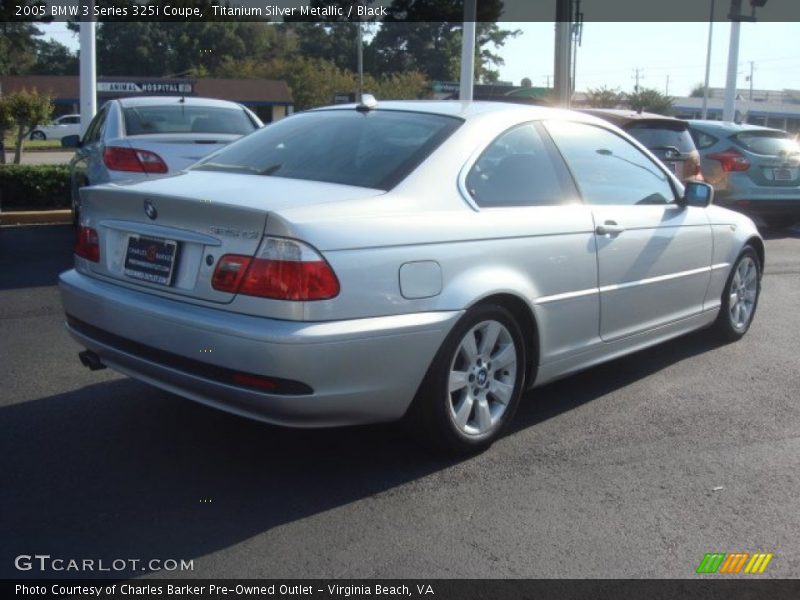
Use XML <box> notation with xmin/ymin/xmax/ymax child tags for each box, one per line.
<box><xmin>61</xmin><ymin>96</ymin><xmax>263</xmax><ymax>224</ymax></box>
<box><xmin>59</xmin><ymin>100</ymin><xmax>764</xmax><ymax>454</ymax></box>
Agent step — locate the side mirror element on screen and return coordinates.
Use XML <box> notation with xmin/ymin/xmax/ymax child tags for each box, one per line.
<box><xmin>681</xmin><ymin>181</ymin><xmax>713</xmax><ymax>208</ymax></box>
<box><xmin>61</xmin><ymin>135</ymin><xmax>81</xmax><ymax>148</ymax></box>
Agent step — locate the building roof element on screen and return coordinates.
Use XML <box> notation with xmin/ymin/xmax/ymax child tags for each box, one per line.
<box><xmin>673</xmin><ymin>96</ymin><xmax>800</xmax><ymax>120</ymax></box>
<box><xmin>0</xmin><ymin>75</ymin><xmax>292</xmax><ymax>105</ymax></box>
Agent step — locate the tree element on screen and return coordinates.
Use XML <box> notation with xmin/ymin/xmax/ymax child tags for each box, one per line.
<box><xmin>31</xmin><ymin>39</ymin><xmax>78</xmax><ymax>75</ymax></box>
<box><xmin>0</xmin><ymin>0</ymin><xmax>47</xmax><ymax>76</ymax></box>
<box><xmin>6</xmin><ymin>88</ymin><xmax>53</xmax><ymax>164</ymax></box>
<box><xmin>690</xmin><ymin>83</ymin><xmax>708</xmax><ymax>98</ymax></box>
<box><xmin>585</xmin><ymin>86</ymin><xmax>624</xmax><ymax>108</ymax></box>
<box><xmin>625</xmin><ymin>88</ymin><xmax>673</xmax><ymax>115</ymax></box>
<box><xmin>365</xmin><ymin>71</ymin><xmax>430</xmax><ymax>101</ymax></box>
<box><xmin>372</xmin><ymin>0</ymin><xmax>518</xmax><ymax>83</ymax></box>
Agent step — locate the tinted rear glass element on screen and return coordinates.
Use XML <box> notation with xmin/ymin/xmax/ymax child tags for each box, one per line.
<box><xmin>733</xmin><ymin>131</ymin><xmax>800</xmax><ymax>156</ymax></box>
<box><xmin>192</xmin><ymin>109</ymin><xmax>462</xmax><ymax>190</ymax></box>
<box><xmin>123</xmin><ymin>105</ymin><xmax>255</xmax><ymax>136</ymax></box>
<box><xmin>625</xmin><ymin>122</ymin><xmax>696</xmax><ymax>153</ymax></box>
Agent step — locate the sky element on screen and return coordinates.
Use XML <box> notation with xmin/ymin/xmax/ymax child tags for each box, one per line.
<box><xmin>39</xmin><ymin>20</ymin><xmax>800</xmax><ymax>97</ymax></box>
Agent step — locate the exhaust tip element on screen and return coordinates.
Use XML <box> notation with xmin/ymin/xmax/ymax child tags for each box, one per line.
<box><xmin>78</xmin><ymin>350</ymin><xmax>106</xmax><ymax>371</ymax></box>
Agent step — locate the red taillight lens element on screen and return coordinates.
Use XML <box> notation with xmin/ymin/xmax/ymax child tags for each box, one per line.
<box><xmin>707</xmin><ymin>148</ymin><xmax>750</xmax><ymax>172</ymax></box>
<box><xmin>103</xmin><ymin>146</ymin><xmax>168</xmax><ymax>173</ymax></box>
<box><xmin>75</xmin><ymin>226</ymin><xmax>100</xmax><ymax>262</ymax></box>
<box><xmin>212</xmin><ymin>237</ymin><xmax>340</xmax><ymax>301</ymax></box>
<box><xmin>211</xmin><ymin>255</ymin><xmax>252</xmax><ymax>293</ymax></box>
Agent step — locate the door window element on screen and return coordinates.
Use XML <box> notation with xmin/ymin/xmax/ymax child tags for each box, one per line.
<box><xmin>82</xmin><ymin>108</ymin><xmax>107</xmax><ymax>144</ymax></box>
<box><xmin>546</xmin><ymin>120</ymin><xmax>676</xmax><ymax>206</ymax></box>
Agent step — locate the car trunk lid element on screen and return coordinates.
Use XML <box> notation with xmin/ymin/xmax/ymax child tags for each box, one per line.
<box><xmin>78</xmin><ymin>171</ymin><xmax>384</xmax><ymax>305</ymax></box>
<box><xmin>116</xmin><ymin>133</ymin><xmax>241</xmax><ymax>173</ymax></box>
<box><xmin>732</xmin><ymin>130</ymin><xmax>800</xmax><ymax>188</ymax></box>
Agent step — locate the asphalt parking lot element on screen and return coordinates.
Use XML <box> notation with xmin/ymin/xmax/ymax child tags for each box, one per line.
<box><xmin>1</xmin><ymin>224</ymin><xmax>799</xmax><ymax>580</ymax></box>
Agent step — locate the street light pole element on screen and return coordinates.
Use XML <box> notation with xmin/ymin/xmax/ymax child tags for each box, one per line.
<box><xmin>459</xmin><ymin>0</ymin><xmax>477</xmax><ymax>102</ymax></box>
<box><xmin>79</xmin><ymin>0</ymin><xmax>96</xmax><ymax>136</ymax></box>
<box><xmin>356</xmin><ymin>18</ymin><xmax>363</xmax><ymax>103</ymax></box>
<box><xmin>701</xmin><ymin>0</ymin><xmax>715</xmax><ymax>120</ymax></box>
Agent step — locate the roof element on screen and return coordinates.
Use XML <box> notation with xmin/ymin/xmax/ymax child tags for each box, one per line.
<box><xmin>686</xmin><ymin>119</ymin><xmax>784</xmax><ymax>134</ymax></box>
<box><xmin>311</xmin><ymin>100</ymin><xmax>586</xmax><ymax>122</ymax></box>
<box><xmin>115</xmin><ymin>96</ymin><xmax>247</xmax><ymax>109</ymax></box>
<box><xmin>0</xmin><ymin>75</ymin><xmax>292</xmax><ymax>105</ymax></box>
<box><xmin>580</xmin><ymin>108</ymin><xmax>687</xmax><ymax>126</ymax></box>
<box><xmin>673</xmin><ymin>96</ymin><xmax>800</xmax><ymax>120</ymax></box>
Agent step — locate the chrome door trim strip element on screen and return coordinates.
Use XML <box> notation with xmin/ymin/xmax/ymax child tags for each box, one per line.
<box><xmin>534</xmin><ymin>263</ymin><xmax>729</xmax><ymax>305</ymax></box>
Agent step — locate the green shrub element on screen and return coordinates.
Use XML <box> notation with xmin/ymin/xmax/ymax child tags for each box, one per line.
<box><xmin>0</xmin><ymin>164</ymin><xmax>71</xmax><ymax>210</ymax></box>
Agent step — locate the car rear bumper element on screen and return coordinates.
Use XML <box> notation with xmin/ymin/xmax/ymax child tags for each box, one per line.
<box><xmin>59</xmin><ymin>269</ymin><xmax>461</xmax><ymax>427</ymax></box>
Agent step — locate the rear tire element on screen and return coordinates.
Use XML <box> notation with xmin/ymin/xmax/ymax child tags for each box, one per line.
<box><xmin>29</xmin><ymin>131</ymin><xmax>46</xmax><ymax>141</ymax></box>
<box><xmin>713</xmin><ymin>245</ymin><xmax>761</xmax><ymax>342</ymax></box>
<box><xmin>408</xmin><ymin>303</ymin><xmax>526</xmax><ymax>455</ymax></box>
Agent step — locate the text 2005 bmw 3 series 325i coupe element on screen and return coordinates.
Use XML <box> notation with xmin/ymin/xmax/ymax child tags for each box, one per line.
<box><xmin>59</xmin><ymin>100</ymin><xmax>764</xmax><ymax>454</ymax></box>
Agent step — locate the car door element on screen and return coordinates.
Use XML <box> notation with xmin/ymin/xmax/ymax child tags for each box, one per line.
<box><xmin>462</xmin><ymin>122</ymin><xmax>599</xmax><ymax>365</ymax></box>
<box><xmin>545</xmin><ymin>120</ymin><xmax>712</xmax><ymax>342</ymax></box>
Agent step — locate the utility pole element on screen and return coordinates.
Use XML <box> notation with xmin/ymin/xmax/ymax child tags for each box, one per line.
<box><xmin>666</xmin><ymin>75</ymin><xmax>670</xmax><ymax>96</ymax></box>
<box><xmin>570</xmin><ymin>0</ymin><xmax>583</xmax><ymax>96</ymax></box>
<box><xmin>554</xmin><ymin>0</ymin><xmax>572</xmax><ymax>106</ymax></box>
<box><xmin>748</xmin><ymin>60</ymin><xmax>754</xmax><ymax>100</ymax></box>
<box><xmin>632</xmin><ymin>68</ymin><xmax>644</xmax><ymax>92</ymax></box>
<box><xmin>702</xmin><ymin>0</ymin><xmax>715</xmax><ymax>120</ymax></box>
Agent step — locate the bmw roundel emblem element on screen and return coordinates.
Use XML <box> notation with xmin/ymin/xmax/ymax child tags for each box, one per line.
<box><xmin>144</xmin><ymin>200</ymin><xmax>157</xmax><ymax>220</ymax></box>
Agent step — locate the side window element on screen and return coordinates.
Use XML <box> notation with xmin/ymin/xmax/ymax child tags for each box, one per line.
<box><xmin>546</xmin><ymin>120</ymin><xmax>676</xmax><ymax>206</ymax></box>
<box><xmin>690</xmin><ymin>129</ymin><xmax>718</xmax><ymax>150</ymax></box>
<box><xmin>465</xmin><ymin>123</ymin><xmax>569</xmax><ymax>208</ymax></box>
<box><xmin>82</xmin><ymin>108</ymin><xmax>107</xmax><ymax>145</ymax></box>
<box><xmin>65</xmin><ymin>116</ymin><xmax>80</xmax><ymax>125</ymax></box>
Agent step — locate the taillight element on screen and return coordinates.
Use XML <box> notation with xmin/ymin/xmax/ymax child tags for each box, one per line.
<box><xmin>211</xmin><ymin>255</ymin><xmax>252</xmax><ymax>293</ymax></box>
<box><xmin>75</xmin><ymin>226</ymin><xmax>100</xmax><ymax>262</ymax></box>
<box><xmin>212</xmin><ymin>237</ymin><xmax>340</xmax><ymax>301</ymax></box>
<box><xmin>707</xmin><ymin>148</ymin><xmax>750</xmax><ymax>172</ymax></box>
<box><xmin>103</xmin><ymin>146</ymin><xmax>168</xmax><ymax>173</ymax></box>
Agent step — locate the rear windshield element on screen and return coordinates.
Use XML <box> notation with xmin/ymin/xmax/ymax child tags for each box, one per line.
<box><xmin>625</xmin><ymin>122</ymin><xmax>696</xmax><ymax>153</ymax></box>
<box><xmin>123</xmin><ymin>105</ymin><xmax>256</xmax><ymax>136</ymax></box>
<box><xmin>192</xmin><ymin>109</ymin><xmax>463</xmax><ymax>190</ymax></box>
<box><xmin>733</xmin><ymin>131</ymin><xmax>800</xmax><ymax>156</ymax></box>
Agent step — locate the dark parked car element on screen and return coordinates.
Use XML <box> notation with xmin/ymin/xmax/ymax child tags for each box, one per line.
<box><xmin>687</xmin><ymin>120</ymin><xmax>800</xmax><ymax>228</ymax></box>
<box><xmin>580</xmin><ymin>109</ymin><xmax>703</xmax><ymax>183</ymax></box>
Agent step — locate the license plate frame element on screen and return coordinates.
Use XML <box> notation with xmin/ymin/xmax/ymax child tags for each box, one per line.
<box><xmin>123</xmin><ymin>235</ymin><xmax>179</xmax><ymax>286</ymax></box>
<box><xmin>773</xmin><ymin>167</ymin><xmax>793</xmax><ymax>181</ymax></box>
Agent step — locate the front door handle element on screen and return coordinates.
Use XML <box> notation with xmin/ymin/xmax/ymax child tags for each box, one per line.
<box><xmin>596</xmin><ymin>221</ymin><xmax>625</xmax><ymax>236</ymax></box>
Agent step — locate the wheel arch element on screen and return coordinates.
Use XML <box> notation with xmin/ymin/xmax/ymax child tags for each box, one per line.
<box><xmin>471</xmin><ymin>292</ymin><xmax>540</xmax><ymax>390</ymax></box>
<box><xmin>745</xmin><ymin>235</ymin><xmax>765</xmax><ymax>273</ymax></box>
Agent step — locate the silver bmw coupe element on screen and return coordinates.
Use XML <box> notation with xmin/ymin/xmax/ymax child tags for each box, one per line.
<box><xmin>59</xmin><ymin>100</ymin><xmax>763</xmax><ymax>454</ymax></box>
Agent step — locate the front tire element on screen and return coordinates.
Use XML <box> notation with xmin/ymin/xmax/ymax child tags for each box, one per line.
<box><xmin>713</xmin><ymin>245</ymin><xmax>761</xmax><ymax>341</ymax></box>
<box><xmin>409</xmin><ymin>303</ymin><xmax>526</xmax><ymax>455</ymax></box>
<box><xmin>29</xmin><ymin>131</ymin><xmax>46</xmax><ymax>141</ymax></box>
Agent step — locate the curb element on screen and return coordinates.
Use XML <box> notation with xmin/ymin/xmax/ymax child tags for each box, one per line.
<box><xmin>0</xmin><ymin>210</ymin><xmax>72</xmax><ymax>226</ymax></box>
